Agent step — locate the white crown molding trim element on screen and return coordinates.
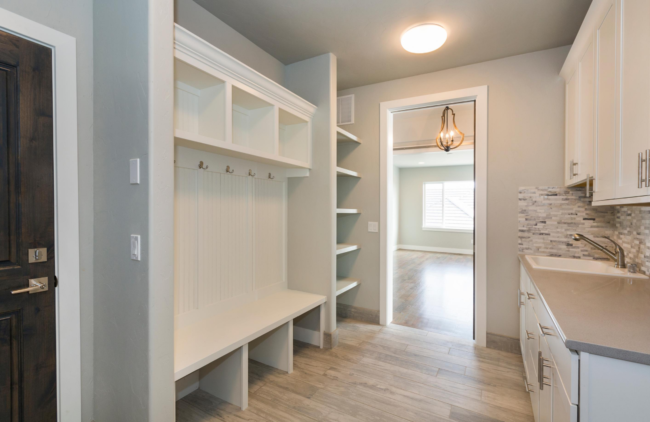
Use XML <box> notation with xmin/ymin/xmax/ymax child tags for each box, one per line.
<box><xmin>174</xmin><ymin>24</ymin><xmax>317</xmax><ymax>119</ymax></box>
<box><xmin>397</xmin><ymin>245</ymin><xmax>474</xmax><ymax>255</ymax></box>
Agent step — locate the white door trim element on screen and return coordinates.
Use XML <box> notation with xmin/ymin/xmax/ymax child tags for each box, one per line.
<box><xmin>380</xmin><ymin>86</ymin><xmax>488</xmax><ymax>347</ymax></box>
<box><xmin>0</xmin><ymin>8</ymin><xmax>81</xmax><ymax>421</ymax></box>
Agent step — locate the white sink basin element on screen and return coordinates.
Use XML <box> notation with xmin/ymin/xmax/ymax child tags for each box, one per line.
<box><xmin>526</xmin><ymin>255</ymin><xmax>648</xmax><ymax>279</ymax></box>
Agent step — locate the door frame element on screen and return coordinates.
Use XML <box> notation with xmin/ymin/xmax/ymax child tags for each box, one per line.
<box><xmin>0</xmin><ymin>8</ymin><xmax>81</xmax><ymax>421</ymax></box>
<box><xmin>379</xmin><ymin>86</ymin><xmax>488</xmax><ymax>347</ymax></box>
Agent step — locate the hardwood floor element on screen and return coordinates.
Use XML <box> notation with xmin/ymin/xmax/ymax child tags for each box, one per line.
<box><xmin>393</xmin><ymin>250</ymin><xmax>474</xmax><ymax>340</ymax></box>
<box><xmin>177</xmin><ymin>319</ymin><xmax>532</xmax><ymax>422</ymax></box>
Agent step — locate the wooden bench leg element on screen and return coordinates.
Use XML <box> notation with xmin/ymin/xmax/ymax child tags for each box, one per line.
<box><xmin>320</xmin><ymin>303</ymin><xmax>325</xmax><ymax>349</ymax></box>
<box><xmin>199</xmin><ymin>344</ymin><xmax>248</xmax><ymax>410</ymax></box>
<box><xmin>249</xmin><ymin>321</ymin><xmax>293</xmax><ymax>373</ymax></box>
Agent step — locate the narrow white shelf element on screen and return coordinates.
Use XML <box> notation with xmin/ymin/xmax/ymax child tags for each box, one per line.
<box><xmin>336</xmin><ymin>277</ymin><xmax>360</xmax><ymax>296</ymax></box>
<box><xmin>336</xmin><ymin>167</ymin><xmax>360</xmax><ymax>177</ymax></box>
<box><xmin>336</xmin><ymin>244</ymin><xmax>360</xmax><ymax>255</ymax></box>
<box><xmin>337</xmin><ymin>127</ymin><xmax>361</xmax><ymax>144</ymax></box>
<box><xmin>337</xmin><ymin>208</ymin><xmax>360</xmax><ymax>215</ymax></box>
<box><xmin>175</xmin><ymin>130</ymin><xmax>310</xmax><ymax>169</ymax></box>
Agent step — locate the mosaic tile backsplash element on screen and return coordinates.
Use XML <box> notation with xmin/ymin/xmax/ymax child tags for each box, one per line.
<box><xmin>518</xmin><ymin>187</ymin><xmax>650</xmax><ymax>275</ymax></box>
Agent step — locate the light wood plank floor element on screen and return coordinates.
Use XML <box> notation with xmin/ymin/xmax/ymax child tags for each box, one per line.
<box><xmin>394</xmin><ymin>250</ymin><xmax>474</xmax><ymax>340</ymax></box>
<box><xmin>177</xmin><ymin>319</ymin><xmax>532</xmax><ymax>422</ymax></box>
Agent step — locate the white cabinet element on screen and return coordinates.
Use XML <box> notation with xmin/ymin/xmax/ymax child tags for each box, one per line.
<box><xmin>565</xmin><ymin>0</ymin><xmax>650</xmax><ymax>204</ymax></box>
<box><xmin>564</xmin><ymin>40</ymin><xmax>595</xmax><ymax>186</ymax></box>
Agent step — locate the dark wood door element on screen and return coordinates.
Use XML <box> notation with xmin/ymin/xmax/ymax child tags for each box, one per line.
<box><xmin>0</xmin><ymin>30</ymin><xmax>56</xmax><ymax>421</ymax></box>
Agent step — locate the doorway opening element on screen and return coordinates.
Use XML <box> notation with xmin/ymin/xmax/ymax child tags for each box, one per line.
<box><xmin>392</xmin><ymin>102</ymin><xmax>475</xmax><ymax>340</ymax></box>
<box><xmin>379</xmin><ymin>86</ymin><xmax>487</xmax><ymax>346</ymax></box>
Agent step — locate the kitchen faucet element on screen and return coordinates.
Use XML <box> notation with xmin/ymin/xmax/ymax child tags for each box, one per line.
<box><xmin>571</xmin><ymin>233</ymin><xmax>626</xmax><ymax>269</ymax></box>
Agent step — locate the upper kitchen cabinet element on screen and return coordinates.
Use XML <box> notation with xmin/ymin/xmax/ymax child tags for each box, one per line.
<box><xmin>564</xmin><ymin>0</ymin><xmax>650</xmax><ymax>205</ymax></box>
<box><xmin>564</xmin><ymin>39</ymin><xmax>594</xmax><ymax>187</ymax></box>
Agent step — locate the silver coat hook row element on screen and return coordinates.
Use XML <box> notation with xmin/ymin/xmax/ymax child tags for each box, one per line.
<box><xmin>226</xmin><ymin>165</ymin><xmax>234</xmax><ymax>173</ymax></box>
<box><xmin>268</xmin><ymin>173</ymin><xmax>275</xmax><ymax>179</ymax></box>
<box><xmin>249</xmin><ymin>169</ymin><xmax>256</xmax><ymax>177</ymax></box>
<box><xmin>198</xmin><ymin>161</ymin><xmax>209</xmax><ymax>170</ymax></box>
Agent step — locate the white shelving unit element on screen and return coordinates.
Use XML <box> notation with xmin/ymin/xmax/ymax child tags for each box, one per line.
<box><xmin>174</xmin><ymin>25</ymin><xmax>316</xmax><ymax>172</ymax></box>
<box><xmin>335</xmin><ymin>125</ymin><xmax>362</xmax><ymax>304</ymax></box>
<box><xmin>337</xmin><ymin>127</ymin><xmax>361</xmax><ymax>144</ymax></box>
<box><xmin>172</xmin><ymin>24</ymin><xmax>326</xmax><ymax>411</ymax></box>
<box><xmin>337</xmin><ymin>208</ymin><xmax>360</xmax><ymax>215</ymax></box>
<box><xmin>336</xmin><ymin>167</ymin><xmax>360</xmax><ymax>177</ymax></box>
<box><xmin>336</xmin><ymin>277</ymin><xmax>361</xmax><ymax>296</ymax></box>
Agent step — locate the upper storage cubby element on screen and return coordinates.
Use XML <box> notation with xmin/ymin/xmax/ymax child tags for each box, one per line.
<box><xmin>279</xmin><ymin>109</ymin><xmax>310</xmax><ymax>163</ymax></box>
<box><xmin>174</xmin><ymin>24</ymin><xmax>316</xmax><ymax>170</ymax></box>
<box><xmin>232</xmin><ymin>86</ymin><xmax>276</xmax><ymax>154</ymax></box>
<box><xmin>175</xmin><ymin>59</ymin><xmax>226</xmax><ymax>141</ymax></box>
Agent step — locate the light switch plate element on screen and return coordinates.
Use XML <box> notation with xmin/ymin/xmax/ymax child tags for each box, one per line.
<box><xmin>130</xmin><ymin>159</ymin><xmax>140</xmax><ymax>185</ymax></box>
<box><xmin>131</xmin><ymin>235</ymin><xmax>141</xmax><ymax>261</ymax></box>
<box><xmin>368</xmin><ymin>222</ymin><xmax>379</xmax><ymax>232</ymax></box>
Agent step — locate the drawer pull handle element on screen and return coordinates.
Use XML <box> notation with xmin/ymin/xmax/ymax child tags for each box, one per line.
<box><xmin>539</xmin><ymin>323</ymin><xmax>555</xmax><ymax>336</ymax></box>
<box><xmin>526</xmin><ymin>330</ymin><xmax>535</xmax><ymax>340</ymax></box>
<box><xmin>543</xmin><ymin>381</ymin><xmax>552</xmax><ymax>387</ymax></box>
<box><xmin>527</xmin><ymin>292</ymin><xmax>536</xmax><ymax>300</ymax></box>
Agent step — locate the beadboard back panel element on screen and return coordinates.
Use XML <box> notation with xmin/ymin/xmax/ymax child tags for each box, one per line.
<box><xmin>174</xmin><ymin>146</ymin><xmax>288</xmax><ymax>329</ymax></box>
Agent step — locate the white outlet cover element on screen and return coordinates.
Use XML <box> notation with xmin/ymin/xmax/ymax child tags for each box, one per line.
<box><xmin>368</xmin><ymin>222</ymin><xmax>379</xmax><ymax>232</ymax></box>
<box><xmin>131</xmin><ymin>235</ymin><xmax>141</xmax><ymax>261</ymax></box>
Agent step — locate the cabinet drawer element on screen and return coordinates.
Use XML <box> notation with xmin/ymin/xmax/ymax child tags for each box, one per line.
<box><xmin>528</xmin><ymin>280</ymin><xmax>579</xmax><ymax>404</ymax></box>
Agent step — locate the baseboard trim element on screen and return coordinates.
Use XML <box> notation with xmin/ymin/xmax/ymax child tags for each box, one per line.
<box><xmin>486</xmin><ymin>332</ymin><xmax>521</xmax><ymax>355</ymax></box>
<box><xmin>336</xmin><ymin>303</ymin><xmax>380</xmax><ymax>324</ymax></box>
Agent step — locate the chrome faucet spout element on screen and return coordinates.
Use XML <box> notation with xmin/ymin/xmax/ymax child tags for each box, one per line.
<box><xmin>571</xmin><ymin>233</ymin><xmax>626</xmax><ymax>269</ymax></box>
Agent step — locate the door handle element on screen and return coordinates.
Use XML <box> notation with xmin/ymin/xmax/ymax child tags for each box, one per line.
<box><xmin>11</xmin><ymin>277</ymin><xmax>48</xmax><ymax>294</ymax></box>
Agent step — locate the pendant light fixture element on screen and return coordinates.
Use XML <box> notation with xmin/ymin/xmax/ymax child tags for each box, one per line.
<box><xmin>435</xmin><ymin>106</ymin><xmax>465</xmax><ymax>152</ymax></box>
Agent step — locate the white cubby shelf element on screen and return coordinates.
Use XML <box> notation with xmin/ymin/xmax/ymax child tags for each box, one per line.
<box><xmin>174</xmin><ymin>24</ymin><xmax>316</xmax><ymax>171</ymax></box>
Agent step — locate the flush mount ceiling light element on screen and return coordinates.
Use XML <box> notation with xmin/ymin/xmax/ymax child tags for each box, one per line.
<box><xmin>436</xmin><ymin>106</ymin><xmax>465</xmax><ymax>152</ymax></box>
<box><xmin>401</xmin><ymin>24</ymin><xmax>447</xmax><ymax>54</ymax></box>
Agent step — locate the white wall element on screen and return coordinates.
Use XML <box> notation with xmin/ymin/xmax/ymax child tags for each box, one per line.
<box><xmin>0</xmin><ymin>1</ymin><xmax>94</xmax><ymax>420</ymax></box>
<box><xmin>337</xmin><ymin>46</ymin><xmax>568</xmax><ymax>338</ymax></box>
<box><xmin>175</xmin><ymin>0</ymin><xmax>285</xmax><ymax>86</ymax></box>
<box><xmin>398</xmin><ymin>165</ymin><xmax>474</xmax><ymax>252</ymax></box>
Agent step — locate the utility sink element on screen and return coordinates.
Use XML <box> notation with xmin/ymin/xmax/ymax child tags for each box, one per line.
<box><xmin>526</xmin><ymin>255</ymin><xmax>648</xmax><ymax>279</ymax></box>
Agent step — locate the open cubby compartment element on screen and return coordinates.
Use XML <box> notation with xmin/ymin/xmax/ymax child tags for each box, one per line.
<box><xmin>279</xmin><ymin>108</ymin><xmax>310</xmax><ymax>164</ymax></box>
<box><xmin>232</xmin><ymin>85</ymin><xmax>277</xmax><ymax>154</ymax></box>
<box><xmin>174</xmin><ymin>59</ymin><xmax>226</xmax><ymax>141</ymax></box>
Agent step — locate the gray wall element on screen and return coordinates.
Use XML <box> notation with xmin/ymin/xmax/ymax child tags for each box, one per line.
<box><xmin>392</xmin><ymin>166</ymin><xmax>399</xmax><ymax>250</ymax></box>
<box><xmin>175</xmin><ymin>0</ymin><xmax>285</xmax><ymax>86</ymax></box>
<box><xmin>398</xmin><ymin>165</ymin><xmax>474</xmax><ymax>251</ymax></box>
<box><xmin>0</xmin><ymin>1</ymin><xmax>94</xmax><ymax>420</ymax></box>
<box><xmin>93</xmin><ymin>0</ymin><xmax>151</xmax><ymax>420</ymax></box>
<box><xmin>337</xmin><ymin>46</ymin><xmax>568</xmax><ymax>338</ymax></box>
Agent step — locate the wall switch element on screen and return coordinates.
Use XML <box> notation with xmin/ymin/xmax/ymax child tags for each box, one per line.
<box><xmin>131</xmin><ymin>235</ymin><xmax>141</xmax><ymax>261</ymax></box>
<box><xmin>368</xmin><ymin>222</ymin><xmax>379</xmax><ymax>232</ymax></box>
<box><xmin>130</xmin><ymin>159</ymin><xmax>140</xmax><ymax>185</ymax></box>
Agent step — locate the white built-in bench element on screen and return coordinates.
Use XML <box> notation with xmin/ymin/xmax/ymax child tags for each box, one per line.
<box><xmin>174</xmin><ymin>289</ymin><xmax>326</xmax><ymax>410</ymax></box>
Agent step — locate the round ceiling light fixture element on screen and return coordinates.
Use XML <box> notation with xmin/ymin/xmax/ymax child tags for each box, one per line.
<box><xmin>401</xmin><ymin>24</ymin><xmax>447</xmax><ymax>54</ymax></box>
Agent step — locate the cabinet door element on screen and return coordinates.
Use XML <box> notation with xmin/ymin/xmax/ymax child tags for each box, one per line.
<box><xmin>519</xmin><ymin>266</ymin><xmax>527</xmax><ymax>357</ymax></box>
<box><xmin>565</xmin><ymin>71</ymin><xmax>579</xmax><ymax>185</ymax></box>
<box><xmin>525</xmin><ymin>300</ymin><xmax>540</xmax><ymax>421</ymax></box>
<box><xmin>552</xmin><ymin>363</ymin><xmax>578</xmax><ymax>422</ymax></box>
<box><xmin>616</xmin><ymin>0</ymin><xmax>650</xmax><ymax>198</ymax></box>
<box><xmin>577</xmin><ymin>40</ymin><xmax>595</xmax><ymax>181</ymax></box>
<box><xmin>539</xmin><ymin>337</ymin><xmax>552</xmax><ymax>422</ymax></box>
<box><xmin>594</xmin><ymin>1</ymin><xmax>618</xmax><ymax>201</ymax></box>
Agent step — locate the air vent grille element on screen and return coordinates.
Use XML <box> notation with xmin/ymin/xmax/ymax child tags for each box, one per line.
<box><xmin>337</xmin><ymin>94</ymin><xmax>354</xmax><ymax>125</ymax></box>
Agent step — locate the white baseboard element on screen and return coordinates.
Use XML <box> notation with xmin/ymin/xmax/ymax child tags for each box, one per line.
<box><xmin>397</xmin><ymin>244</ymin><xmax>474</xmax><ymax>255</ymax></box>
<box><xmin>293</xmin><ymin>326</ymin><xmax>320</xmax><ymax>346</ymax></box>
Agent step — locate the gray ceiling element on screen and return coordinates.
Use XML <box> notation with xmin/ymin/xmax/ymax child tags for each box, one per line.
<box><xmin>195</xmin><ymin>0</ymin><xmax>591</xmax><ymax>90</ymax></box>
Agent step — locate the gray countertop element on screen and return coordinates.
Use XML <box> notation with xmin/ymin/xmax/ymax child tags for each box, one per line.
<box><xmin>519</xmin><ymin>254</ymin><xmax>650</xmax><ymax>366</ymax></box>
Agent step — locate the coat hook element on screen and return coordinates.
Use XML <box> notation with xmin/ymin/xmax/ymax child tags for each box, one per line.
<box><xmin>268</xmin><ymin>173</ymin><xmax>275</xmax><ymax>180</ymax></box>
<box><xmin>249</xmin><ymin>169</ymin><xmax>256</xmax><ymax>177</ymax></box>
<box><xmin>226</xmin><ymin>165</ymin><xmax>234</xmax><ymax>173</ymax></box>
<box><xmin>198</xmin><ymin>161</ymin><xmax>209</xmax><ymax>170</ymax></box>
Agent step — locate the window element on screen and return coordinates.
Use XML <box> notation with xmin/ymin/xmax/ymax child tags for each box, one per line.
<box><xmin>423</xmin><ymin>181</ymin><xmax>474</xmax><ymax>231</ymax></box>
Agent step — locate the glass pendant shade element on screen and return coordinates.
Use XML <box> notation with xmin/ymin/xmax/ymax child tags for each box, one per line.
<box><xmin>435</xmin><ymin>106</ymin><xmax>465</xmax><ymax>152</ymax></box>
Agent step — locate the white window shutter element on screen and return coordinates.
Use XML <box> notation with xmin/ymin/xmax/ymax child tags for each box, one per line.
<box><xmin>337</xmin><ymin>94</ymin><xmax>354</xmax><ymax>125</ymax></box>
